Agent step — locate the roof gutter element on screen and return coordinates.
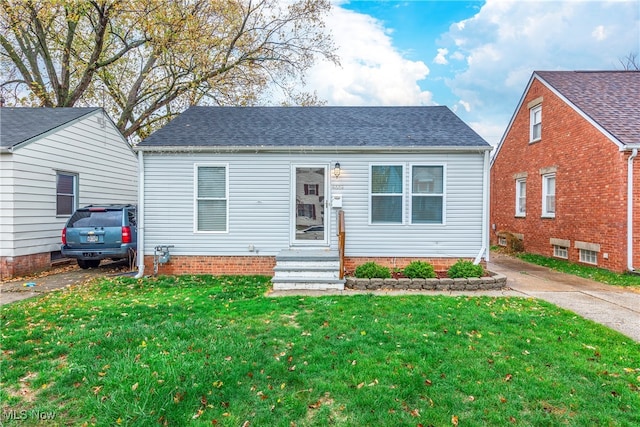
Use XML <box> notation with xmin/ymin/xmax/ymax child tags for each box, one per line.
<box><xmin>133</xmin><ymin>145</ymin><xmax>493</xmax><ymax>154</ymax></box>
<box><xmin>627</xmin><ymin>147</ymin><xmax>638</xmax><ymax>272</ymax></box>
<box><xmin>134</xmin><ymin>150</ymin><xmax>145</xmax><ymax>279</ymax></box>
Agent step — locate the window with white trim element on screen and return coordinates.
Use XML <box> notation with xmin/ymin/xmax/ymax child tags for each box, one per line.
<box><xmin>579</xmin><ymin>249</ymin><xmax>597</xmax><ymax>265</ymax></box>
<box><xmin>530</xmin><ymin>104</ymin><xmax>542</xmax><ymax>142</ymax></box>
<box><xmin>542</xmin><ymin>173</ymin><xmax>556</xmax><ymax>217</ymax></box>
<box><xmin>498</xmin><ymin>236</ymin><xmax>507</xmax><ymax>246</ymax></box>
<box><xmin>56</xmin><ymin>172</ymin><xmax>77</xmax><ymax>216</ymax></box>
<box><xmin>515</xmin><ymin>178</ymin><xmax>526</xmax><ymax>217</ymax></box>
<box><xmin>195</xmin><ymin>165</ymin><xmax>228</xmax><ymax>232</ymax></box>
<box><xmin>553</xmin><ymin>245</ymin><xmax>568</xmax><ymax>259</ymax></box>
<box><xmin>370</xmin><ymin>165</ymin><xmax>404</xmax><ymax>223</ymax></box>
<box><xmin>370</xmin><ymin>164</ymin><xmax>446</xmax><ymax>224</ymax></box>
<box><xmin>411</xmin><ymin>165</ymin><xmax>444</xmax><ymax>224</ymax></box>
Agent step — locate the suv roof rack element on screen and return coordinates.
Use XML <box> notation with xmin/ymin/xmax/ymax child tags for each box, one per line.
<box><xmin>81</xmin><ymin>204</ymin><xmax>136</xmax><ymax>208</ymax></box>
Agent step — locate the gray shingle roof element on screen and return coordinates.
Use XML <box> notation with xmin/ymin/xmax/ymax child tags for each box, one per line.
<box><xmin>0</xmin><ymin>107</ymin><xmax>101</xmax><ymax>150</ymax></box>
<box><xmin>137</xmin><ymin>106</ymin><xmax>490</xmax><ymax>149</ymax></box>
<box><xmin>535</xmin><ymin>71</ymin><xmax>640</xmax><ymax>145</ymax></box>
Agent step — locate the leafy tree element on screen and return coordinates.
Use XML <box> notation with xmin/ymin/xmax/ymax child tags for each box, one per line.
<box><xmin>0</xmin><ymin>0</ymin><xmax>337</xmax><ymax>140</ymax></box>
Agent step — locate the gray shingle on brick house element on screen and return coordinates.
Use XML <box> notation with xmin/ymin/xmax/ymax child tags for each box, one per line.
<box><xmin>534</xmin><ymin>71</ymin><xmax>640</xmax><ymax>145</ymax></box>
<box><xmin>490</xmin><ymin>70</ymin><xmax>640</xmax><ymax>273</ymax></box>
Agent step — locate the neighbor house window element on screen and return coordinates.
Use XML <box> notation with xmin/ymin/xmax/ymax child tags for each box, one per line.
<box><xmin>579</xmin><ymin>249</ymin><xmax>597</xmax><ymax>265</ymax></box>
<box><xmin>411</xmin><ymin>165</ymin><xmax>444</xmax><ymax>224</ymax></box>
<box><xmin>515</xmin><ymin>178</ymin><xmax>526</xmax><ymax>217</ymax></box>
<box><xmin>370</xmin><ymin>165</ymin><xmax>404</xmax><ymax>223</ymax></box>
<box><xmin>56</xmin><ymin>172</ymin><xmax>77</xmax><ymax>216</ymax></box>
<box><xmin>304</xmin><ymin>184</ymin><xmax>319</xmax><ymax>196</ymax></box>
<box><xmin>297</xmin><ymin>204</ymin><xmax>316</xmax><ymax>219</ymax></box>
<box><xmin>553</xmin><ymin>245</ymin><xmax>568</xmax><ymax>259</ymax></box>
<box><xmin>530</xmin><ymin>104</ymin><xmax>542</xmax><ymax>142</ymax></box>
<box><xmin>498</xmin><ymin>236</ymin><xmax>507</xmax><ymax>247</ymax></box>
<box><xmin>542</xmin><ymin>173</ymin><xmax>556</xmax><ymax>217</ymax></box>
<box><xmin>195</xmin><ymin>165</ymin><xmax>228</xmax><ymax>232</ymax></box>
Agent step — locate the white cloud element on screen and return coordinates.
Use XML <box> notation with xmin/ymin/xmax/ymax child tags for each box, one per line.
<box><xmin>438</xmin><ymin>0</ymin><xmax>640</xmax><ymax>145</ymax></box>
<box><xmin>302</xmin><ymin>6</ymin><xmax>433</xmax><ymax>106</ymax></box>
<box><xmin>592</xmin><ymin>25</ymin><xmax>607</xmax><ymax>41</ymax></box>
<box><xmin>434</xmin><ymin>48</ymin><xmax>449</xmax><ymax>65</ymax></box>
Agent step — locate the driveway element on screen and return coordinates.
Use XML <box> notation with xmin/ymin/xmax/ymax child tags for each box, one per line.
<box><xmin>488</xmin><ymin>252</ymin><xmax>640</xmax><ymax>342</ymax></box>
<box><xmin>0</xmin><ymin>260</ymin><xmax>134</xmax><ymax>306</ymax></box>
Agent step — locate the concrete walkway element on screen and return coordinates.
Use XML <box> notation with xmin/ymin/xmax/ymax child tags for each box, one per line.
<box><xmin>488</xmin><ymin>252</ymin><xmax>640</xmax><ymax>342</ymax></box>
<box><xmin>2</xmin><ymin>254</ymin><xmax>639</xmax><ymax>342</ymax></box>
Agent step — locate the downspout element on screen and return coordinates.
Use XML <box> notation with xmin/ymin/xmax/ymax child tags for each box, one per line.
<box><xmin>474</xmin><ymin>150</ymin><xmax>490</xmax><ymax>264</ymax></box>
<box><xmin>135</xmin><ymin>150</ymin><xmax>145</xmax><ymax>278</ymax></box>
<box><xmin>627</xmin><ymin>148</ymin><xmax>637</xmax><ymax>272</ymax></box>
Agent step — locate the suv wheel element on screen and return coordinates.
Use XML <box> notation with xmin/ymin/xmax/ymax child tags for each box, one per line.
<box><xmin>78</xmin><ymin>259</ymin><xmax>100</xmax><ymax>269</ymax></box>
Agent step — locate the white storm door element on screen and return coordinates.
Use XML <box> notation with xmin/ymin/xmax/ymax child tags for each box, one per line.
<box><xmin>292</xmin><ymin>165</ymin><xmax>329</xmax><ymax>245</ymax></box>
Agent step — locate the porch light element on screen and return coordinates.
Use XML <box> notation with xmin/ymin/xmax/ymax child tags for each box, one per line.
<box><xmin>333</xmin><ymin>162</ymin><xmax>341</xmax><ymax>178</ymax></box>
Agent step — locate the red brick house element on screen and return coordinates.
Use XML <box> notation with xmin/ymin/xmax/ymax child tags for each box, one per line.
<box><xmin>490</xmin><ymin>71</ymin><xmax>640</xmax><ymax>273</ymax></box>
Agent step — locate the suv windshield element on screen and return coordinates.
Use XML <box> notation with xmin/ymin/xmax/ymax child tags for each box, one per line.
<box><xmin>67</xmin><ymin>210</ymin><xmax>123</xmax><ymax>228</ymax></box>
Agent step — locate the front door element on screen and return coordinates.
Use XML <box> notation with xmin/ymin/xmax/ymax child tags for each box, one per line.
<box><xmin>292</xmin><ymin>165</ymin><xmax>328</xmax><ymax>245</ymax></box>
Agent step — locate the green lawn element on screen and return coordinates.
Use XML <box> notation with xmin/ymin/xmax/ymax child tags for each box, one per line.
<box><xmin>1</xmin><ymin>275</ymin><xmax>639</xmax><ymax>426</ymax></box>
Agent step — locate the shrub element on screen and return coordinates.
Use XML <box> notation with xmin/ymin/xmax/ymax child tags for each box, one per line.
<box><xmin>504</xmin><ymin>232</ymin><xmax>524</xmax><ymax>253</ymax></box>
<box><xmin>403</xmin><ymin>260</ymin><xmax>436</xmax><ymax>279</ymax></box>
<box><xmin>447</xmin><ymin>259</ymin><xmax>485</xmax><ymax>278</ymax></box>
<box><xmin>354</xmin><ymin>262</ymin><xmax>391</xmax><ymax>279</ymax></box>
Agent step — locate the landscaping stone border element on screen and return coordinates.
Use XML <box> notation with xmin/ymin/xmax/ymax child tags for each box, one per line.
<box><xmin>345</xmin><ymin>271</ymin><xmax>507</xmax><ymax>291</ymax></box>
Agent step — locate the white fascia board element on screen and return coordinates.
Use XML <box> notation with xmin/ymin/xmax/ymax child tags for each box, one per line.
<box><xmin>133</xmin><ymin>145</ymin><xmax>493</xmax><ymax>154</ymax></box>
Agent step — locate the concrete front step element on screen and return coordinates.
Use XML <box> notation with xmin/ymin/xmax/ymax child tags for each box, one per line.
<box><xmin>272</xmin><ymin>278</ymin><xmax>345</xmax><ymax>290</ymax></box>
<box><xmin>272</xmin><ymin>249</ymin><xmax>345</xmax><ymax>290</ymax></box>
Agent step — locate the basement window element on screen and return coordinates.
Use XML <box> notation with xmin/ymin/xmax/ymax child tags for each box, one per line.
<box><xmin>553</xmin><ymin>245</ymin><xmax>568</xmax><ymax>259</ymax></box>
<box><xmin>579</xmin><ymin>249</ymin><xmax>598</xmax><ymax>265</ymax></box>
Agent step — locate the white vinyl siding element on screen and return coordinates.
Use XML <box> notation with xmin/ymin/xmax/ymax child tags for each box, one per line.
<box><xmin>142</xmin><ymin>152</ymin><xmax>485</xmax><ymax>259</ymax></box>
<box><xmin>542</xmin><ymin>173</ymin><xmax>556</xmax><ymax>217</ymax></box>
<box><xmin>530</xmin><ymin>104</ymin><xmax>542</xmax><ymax>142</ymax></box>
<box><xmin>515</xmin><ymin>178</ymin><xmax>526</xmax><ymax>217</ymax></box>
<box><xmin>195</xmin><ymin>165</ymin><xmax>228</xmax><ymax>232</ymax></box>
<box><xmin>0</xmin><ymin>110</ymin><xmax>137</xmax><ymax>258</ymax></box>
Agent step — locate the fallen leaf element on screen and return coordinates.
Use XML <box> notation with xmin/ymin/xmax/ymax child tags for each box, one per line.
<box><xmin>452</xmin><ymin>415</ymin><xmax>459</xmax><ymax>426</ymax></box>
<box><xmin>308</xmin><ymin>401</ymin><xmax>322</xmax><ymax>409</ymax></box>
<box><xmin>131</xmin><ymin>382</ymin><xmax>139</xmax><ymax>391</ymax></box>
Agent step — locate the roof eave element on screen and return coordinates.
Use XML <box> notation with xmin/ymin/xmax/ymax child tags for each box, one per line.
<box><xmin>134</xmin><ymin>145</ymin><xmax>493</xmax><ymax>154</ymax></box>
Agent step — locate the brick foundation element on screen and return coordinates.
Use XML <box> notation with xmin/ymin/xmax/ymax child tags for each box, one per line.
<box><xmin>144</xmin><ymin>255</ymin><xmax>277</xmax><ymax>276</ymax></box>
<box><xmin>1</xmin><ymin>253</ymin><xmax>52</xmax><ymax>280</ymax></box>
<box><xmin>143</xmin><ymin>255</ymin><xmax>479</xmax><ymax>277</ymax></box>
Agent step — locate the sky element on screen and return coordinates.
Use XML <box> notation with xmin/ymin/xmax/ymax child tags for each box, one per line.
<box><xmin>301</xmin><ymin>0</ymin><xmax>640</xmax><ymax>145</ymax></box>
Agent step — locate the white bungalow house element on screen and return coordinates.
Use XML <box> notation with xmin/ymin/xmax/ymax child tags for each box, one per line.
<box><xmin>134</xmin><ymin>106</ymin><xmax>492</xmax><ymax>290</ymax></box>
<box><xmin>0</xmin><ymin>107</ymin><xmax>138</xmax><ymax>279</ymax></box>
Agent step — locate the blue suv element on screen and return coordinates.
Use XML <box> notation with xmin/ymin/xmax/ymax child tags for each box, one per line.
<box><xmin>61</xmin><ymin>204</ymin><xmax>137</xmax><ymax>269</ymax></box>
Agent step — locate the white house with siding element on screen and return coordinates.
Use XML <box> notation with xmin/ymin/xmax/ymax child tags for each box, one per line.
<box><xmin>0</xmin><ymin>107</ymin><xmax>138</xmax><ymax>279</ymax></box>
<box><xmin>134</xmin><ymin>106</ymin><xmax>492</xmax><ymax>289</ymax></box>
